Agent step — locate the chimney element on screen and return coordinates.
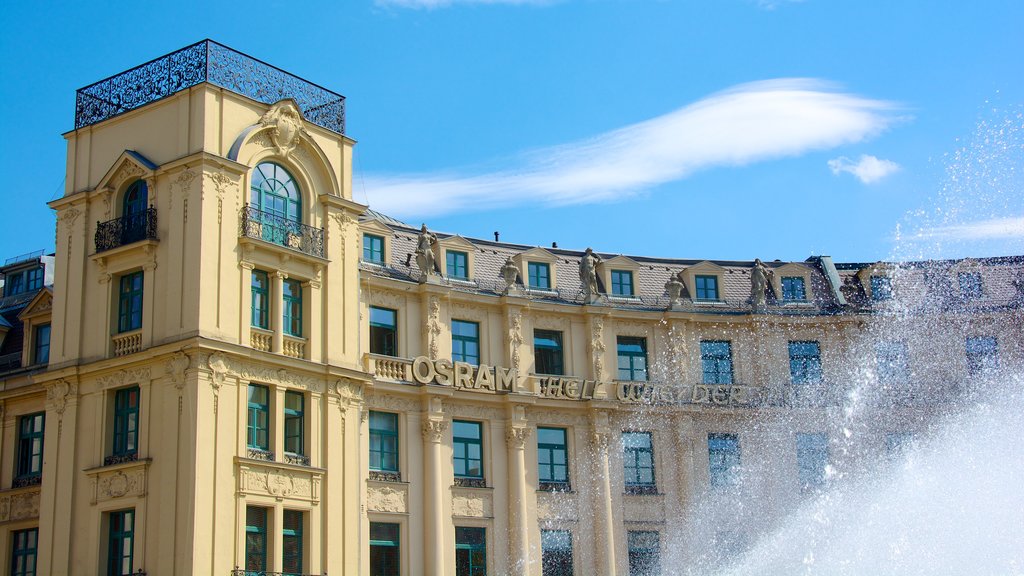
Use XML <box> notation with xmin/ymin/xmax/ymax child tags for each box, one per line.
<box><xmin>494</xmin><ymin>231</ymin><xmax>500</xmax><ymax>242</ymax></box>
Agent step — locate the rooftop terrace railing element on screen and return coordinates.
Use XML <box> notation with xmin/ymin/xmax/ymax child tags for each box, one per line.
<box><xmin>75</xmin><ymin>40</ymin><xmax>346</xmax><ymax>134</ymax></box>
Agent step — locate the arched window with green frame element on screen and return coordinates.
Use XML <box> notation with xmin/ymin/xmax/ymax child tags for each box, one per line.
<box><xmin>250</xmin><ymin>162</ymin><xmax>302</xmax><ymax>247</ymax></box>
<box><xmin>121</xmin><ymin>180</ymin><xmax>149</xmax><ymax>244</ymax></box>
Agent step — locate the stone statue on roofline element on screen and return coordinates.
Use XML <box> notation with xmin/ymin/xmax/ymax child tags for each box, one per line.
<box><xmin>414</xmin><ymin>224</ymin><xmax>438</xmax><ymax>282</ymax></box>
<box><xmin>750</xmin><ymin>258</ymin><xmax>773</xmax><ymax>312</ymax></box>
<box><xmin>579</xmin><ymin>247</ymin><xmax>602</xmax><ymax>304</ymax></box>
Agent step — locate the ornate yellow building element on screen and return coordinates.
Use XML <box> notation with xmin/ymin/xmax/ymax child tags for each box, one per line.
<box><xmin>1</xmin><ymin>41</ymin><xmax>1021</xmax><ymax>575</ymax></box>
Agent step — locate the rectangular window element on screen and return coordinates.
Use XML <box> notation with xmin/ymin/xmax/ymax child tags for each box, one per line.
<box><xmin>966</xmin><ymin>336</ymin><xmax>998</xmax><ymax>375</ymax></box>
<box><xmin>111</xmin><ymin>387</ymin><xmax>139</xmax><ymax>461</ymax></box>
<box><xmin>447</xmin><ymin>250</ymin><xmax>469</xmax><ymax>280</ymax></box>
<box><xmin>283</xmin><ymin>509</ymin><xmax>304</xmax><ymax>575</ymax></box>
<box><xmin>796</xmin><ymin>433</ymin><xmax>829</xmax><ymax>490</ymax></box>
<box><xmin>781</xmin><ymin>276</ymin><xmax>806</xmax><ymax>301</ymax></box>
<box><xmin>284</xmin><ymin>391</ymin><xmax>304</xmax><ymax>458</ymax></box>
<box><xmin>708</xmin><ymin>433</ymin><xmax>740</xmax><ymax>487</ymax></box>
<box><xmin>694</xmin><ymin>275</ymin><xmax>719</xmax><ymax>301</ymax></box>
<box><xmin>117</xmin><ymin>271</ymin><xmax>144</xmax><ymax>333</ymax></box>
<box><xmin>627</xmin><ymin>531</ymin><xmax>660</xmax><ymax>576</ymax></box>
<box><xmin>537</xmin><ymin>427</ymin><xmax>569</xmax><ymax>489</ymax></box>
<box><xmin>452</xmin><ymin>320</ymin><xmax>480</xmax><ymax>365</ymax></box>
<box><xmin>453</xmin><ymin>420</ymin><xmax>483</xmax><ymax>480</ymax></box>
<box><xmin>886</xmin><ymin>432</ymin><xmax>914</xmax><ymax>456</ymax></box>
<box><xmin>541</xmin><ymin>529</ymin><xmax>573</xmax><ymax>576</ymax></box>
<box><xmin>247</xmin><ymin>384</ymin><xmax>270</xmax><ymax>452</ymax></box>
<box><xmin>369</xmin><ymin>411</ymin><xmax>400</xmax><ymax>474</ymax></box>
<box><xmin>245</xmin><ymin>506</ymin><xmax>268</xmax><ymax>573</ymax></box>
<box><xmin>282</xmin><ymin>279</ymin><xmax>302</xmax><ymax>337</ymax></box>
<box><xmin>370</xmin><ymin>307</ymin><xmax>398</xmax><ymax>356</ymax></box>
<box><xmin>870</xmin><ymin>275</ymin><xmax>893</xmax><ymax>301</ymax></box>
<box><xmin>32</xmin><ymin>324</ymin><xmax>50</xmax><ymax>366</ymax></box>
<box><xmin>10</xmin><ymin>528</ymin><xmax>38</xmax><ymax>576</ymax></box>
<box><xmin>701</xmin><ymin>340</ymin><xmax>733</xmax><ymax>384</ymax></box>
<box><xmin>251</xmin><ymin>270</ymin><xmax>270</xmax><ymax>329</ymax></box>
<box><xmin>876</xmin><ymin>341</ymin><xmax>909</xmax><ymax>384</ymax></box>
<box><xmin>959</xmin><ymin>272</ymin><xmax>983</xmax><ymax>299</ymax></box>
<box><xmin>25</xmin><ymin>268</ymin><xmax>43</xmax><ymax>291</ymax></box>
<box><xmin>16</xmin><ymin>413</ymin><xmax>45</xmax><ymax>485</ymax></box>
<box><xmin>622</xmin><ymin>431</ymin><xmax>656</xmax><ymax>493</ymax></box>
<box><xmin>617</xmin><ymin>337</ymin><xmax>648</xmax><ymax>381</ymax></box>
<box><xmin>107</xmin><ymin>509</ymin><xmax>134</xmax><ymax>576</ymax></box>
<box><xmin>4</xmin><ymin>271</ymin><xmax>24</xmax><ymax>296</ymax></box>
<box><xmin>370</xmin><ymin>522</ymin><xmax>401</xmax><ymax>576</ymax></box>
<box><xmin>611</xmin><ymin>270</ymin><xmax>634</xmax><ymax>296</ymax></box>
<box><xmin>534</xmin><ymin>330</ymin><xmax>564</xmax><ymax>376</ymax></box>
<box><xmin>455</xmin><ymin>526</ymin><xmax>487</xmax><ymax>576</ymax></box>
<box><xmin>364</xmin><ymin>233</ymin><xmax>385</xmax><ymax>263</ymax></box>
<box><xmin>528</xmin><ymin>262</ymin><xmax>550</xmax><ymax>290</ymax></box>
<box><xmin>788</xmin><ymin>341</ymin><xmax>822</xmax><ymax>385</ymax></box>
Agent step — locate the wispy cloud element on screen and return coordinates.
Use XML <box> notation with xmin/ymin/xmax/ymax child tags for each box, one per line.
<box><xmin>828</xmin><ymin>154</ymin><xmax>901</xmax><ymax>184</ymax></box>
<box><xmin>363</xmin><ymin>79</ymin><xmax>902</xmax><ymax>218</ymax></box>
<box><xmin>914</xmin><ymin>217</ymin><xmax>1024</xmax><ymax>241</ymax></box>
<box><xmin>376</xmin><ymin>0</ymin><xmax>551</xmax><ymax>8</ymax></box>
<box><xmin>756</xmin><ymin>0</ymin><xmax>806</xmax><ymax>10</ymax></box>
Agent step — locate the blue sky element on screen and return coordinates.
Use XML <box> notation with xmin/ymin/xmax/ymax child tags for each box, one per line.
<box><xmin>1</xmin><ymin>0</ymin><xmax>1022</xmax><ymax>263</ymax></box>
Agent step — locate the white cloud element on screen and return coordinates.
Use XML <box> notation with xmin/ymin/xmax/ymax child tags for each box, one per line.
<box><xmin>914</xmin><ymin>217</ymin><xmax>1024</xmax><ymax>241</ymax></box>
<box><xmin>363</xmin><ymin>79</ymin><xmax>902</xmax><ymax>218</ymax></box>
<box><xmin>827</xmin><ymin>154</ymin><xmax>900</xmax><ymax>184</ymax></box>
<box><xmin>756</xmin><ymin>0</ymin><xmax>806</xmax><ymax>9</ymax></box>
<box><xmin>376</xmin><ymin>0</ymin><xmax>551</xmax><ymax>8</ymax></box>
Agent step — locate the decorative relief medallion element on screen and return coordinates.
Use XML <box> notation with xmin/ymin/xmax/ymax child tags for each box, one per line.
<box><xmin>166</xmin><ymin>352</ymin><xmax>191</xmax><ymax>390</ymax></box>
<box><xmin>91</xmin><ymin>467</ymin><xmax>147</xmax><ymax>504</ymax></box>
<box><xmin>367</xmin><ymin>484</ymin><xmax>408</xmax><ymax>513</ymax></box>
<box><xmin>239</xmin><ymin>463</ymin><xmax>321</xmax><ymax>503</ymax></box>
<box><xmin>45</xmin><ymin>379</ymin><xmax>77</xmax><ymax>416</ymax></box>
<box><xmin>174</xmin><ymin>169</ymin><xmax>197</xmax><ymax>193</ymax></box>
<box><xmin>258</xmin><ymin>101</ymin><xmax>309</xmax><ymax>157</ymax></box>
<box><xmin>0</xmin><ymin>489</ymin><xmax>40</xmax><ymax>522</ymax></box>
<box><xmin>451</xmin><ymin>490</ymin><xmax>492</xmax><ymax>518</ymax></box>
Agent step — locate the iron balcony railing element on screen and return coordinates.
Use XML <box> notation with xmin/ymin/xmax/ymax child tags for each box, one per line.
<box><xmin>231</xmin><ymin>570</ymin><xmax>324</xmax><ymax>576</ymax></box>
<box><xmin>75</xmin><ymin>40</ymin><xmax>345</xmax><ymax>134</ymax></box>
<box><xmin>12</xmin><ymin>474</ymin><xmax>42</xmax><ymax>489</ymax></box>
<box><xmin>240</xmin><ymin>205</ymin><xmax>325</xmax><ymax>259</ymax></box>
<box><xmin>95</xmin><ymin>208</ymin><xmax>158</xmax><ymax>253</ymax></box>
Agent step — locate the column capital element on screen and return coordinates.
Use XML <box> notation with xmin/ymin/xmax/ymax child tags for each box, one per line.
<box><xmin>505</xmin><ymin>425</ymin><xmax>532</xmax><ymax>449</ymax></box>
<box><xmin>422</xmin><ymin>419</ymin><xmax>449</xmax><ymax>443</ymax></box>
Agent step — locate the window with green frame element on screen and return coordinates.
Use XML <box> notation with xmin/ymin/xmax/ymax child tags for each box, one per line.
<box><xmin>364</xmin><ymin>233</ymin><xmax>385</xmax><ymax>263</ymax></box>
<box><xmin>453</xmin><ymin>420</ymin><xmax>483</xmax><ymax>480</ymax></box>
<box><xmin>117</xmin><ymin>271</ymin><xmax>144</xmax><ymax>333</ymax></box>
<box><xmin>701</xmin><ymin>340</ymin><xmax>733</xmax><ymax>384</ymax></box>
<box><xmin>26</xmin><ymin>267</ymin><xmax>43</xmax><ymax>291</ymax></box>
<box><xmin>32</xmin><ymin>323</ymin><xmax>50</xmax><ymax>366</ymax></box>
<box><xmin>245</xmin><ymin>506</ymin><xmax>268</xmax><ymax>573</ymax></box>
<box><xmin>452</xmin><ymin>320</ymin><xmax>480</xmax><ymax>365</ymax></box>
<box><xmin>111</xmin><ymin>387</ymin><xmax>139</xmax><ymax>462</ymax></box>
<box><xmin>10</xmin><ymin>527</ymin><xmax>38</xmax><ymax>576</ymax></box>
<box><xmin>447</xmin><ymin>250</ymin><xmax>469</xmax><ymax>280</ymax></box>
<box><xmin>611</xmin><ymin>270</ymin><xmax>634</xmax><ymax>296</ymax></box>
<box><xmin>708</xmin><ymin>433</ymin><xmax>740</xmax><ymax>487</ymax></box>
<box><xmin>527</xmin><ymin>262</ymin><xmax>550</xmax><ymax>290</ymax></box>
<box><xmin>369</xmin><ymin>307</ymin><xmax>398</xmax><ymax>356</ymax></box>
<box><xmin>622</xmin><ymin>431</ymin><xmax>656</xmax><ymax>493</ymax></box>
<box><xmin>788</xmin><ymin>341</ymin><xmax>822</xmax><ymax>385</ymax></box>
<box><xmin>455</xmin><ymin>526</ymin><xmax>487</xmax><ymax>576</ymax></box>
<box><xmin>251</xmin><ymin>270</ymin><xmax>270</xmax><ymax>329</ymax></box>
<box><xmin>283</xmin><ymin>509</ymin><xmax>304</xmax><ymax>576</ymax></box>
<box><xmin>537</xmin><ymin>427</ymin><xmax>569</xmax><ymax>489</ymax></box>
<box><xmin>284</xmin><ymin>391</ymin><xmax>304</xmax><ymax>457</ymax></box>
<box><xmin>107</xmin><ymin>509</ymin><xmax>134</xmax><ymax>576</ymax></box>
<box><xmin>16</xmin><ymin>413</ymin><xmax>45</xmax><ymax>485</ymax></box>
<box><xmin>251</xmin><ymin>162</ymin><xmax>301</xmax><ymax>247</ymax></box>
<box><xmin>617</xmin><ymin>336</ymin><xmax>648</xmax><ymax>381</ymax></box>
<box><xmin>627</xmin><ymin>530</ymin><xmax>660</xmax><ymax>576</ymax></box>
<box><xmin>534</xmin><ymin>330</ymin><xmax>564</xmax><ymax>376</ymax></box>
<box><xmin>283</xmin><ymin>279</ymin><xmax>302</xmax><ymax>337</ymax></box>
<box><xmin>540</xmin><ymin>529</ymin><xmax>573</xmax><ymax>576</ymax></box>
<box><xmin>781</xmin><ymin>276</ymin><xmax>806</xmax><ymax>301</ymax></box>
<box><xmin>370</xmin><ymin>522</ymin><xmax>401</xmax><ymax>576</ymax></box>
<box><xmin>694</xmin><ymin>275</ymin><xmax>719</xmax><ymax>301</ymax></box>
<box><xmin>3</xmin><ymin>269</ymin><xmax>25</xmax><ymax>296</ymax></box>
<box><xmin>369</xmin><ymin>411</ymin><xmax>399</xmax><ymax>475</ymax></box>
<box><xmin>247</xmin><ymin>384</ymin><xmax>270</xmax><ymax>452</ymax></box>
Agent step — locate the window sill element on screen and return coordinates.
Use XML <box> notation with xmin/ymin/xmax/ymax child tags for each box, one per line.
<box><xmin>369</xmin><ymin>470</ymin><xmax>402</xmax><ymax>483</ymax></box>
<box><xmin>246</xmin><ymin>448</ymin><xmax>275</xmax><ymax>462</ymax></box>
<box><xmin>85</xmin><ymin>456</ymin><xmax>151</xmax><ymax>474</ymax></box>
<box><xmin>104</xmin><ymin>453</ymin><xmax>139</xmax><ymax>467</ymax></box>
<box><xmin>284</xmin><ymin>452</ymin><xmax>310</xmax><ymax>466</ymax></box>
<box><xmin>12</xmin><ymin>474</ymin><xmax>42</xmax><ymax>489</ymax></box>
<box><xmin>624</xmin><ymin>484</ymin><xmax>659</xmax><ymax>495</ymax></box>
<box><xmin>453</xmin><ymin>477</ymin><xmax>487</xmax><ymax>488</ymax></box>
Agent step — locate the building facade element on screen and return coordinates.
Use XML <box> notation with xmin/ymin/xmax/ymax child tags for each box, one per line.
<box><xmin>3</xmin><ymin>41</ymin><xmax>1022</xmax><ymax>575</ymax></box>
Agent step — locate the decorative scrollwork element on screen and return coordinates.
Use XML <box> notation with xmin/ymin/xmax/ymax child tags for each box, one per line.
<box><xmin>240</xmin><ymin>205</ymin><xmax>325</xmax><ymax>259</ymax></box>
<box><xmin>75</xmin><ymin>40</ymin><xmax>345</xmax><ymax>134</ymax></box>
<box><xmin>95</xmin><ymin>208</ymin><xmax>158</xmax><ymax>253</ymax></box>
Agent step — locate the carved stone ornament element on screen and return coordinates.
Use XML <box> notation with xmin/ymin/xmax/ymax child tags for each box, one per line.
<box><xmin>239</xmin><ymin>464</ymin><xmax>320</xmax><ymax>503</ymax></box>
<box><xmin>451</xmin><ymin>491</ymin><xmax>492</xmax><ymax>518</ymax></box>
<box><xmin>751</xmin><ymin>258</ymin><xmax>773</xmax><ymax>311</ymax></box>
<box><xmin>506</xmin><ymin>426</ymin><xmax>532</xmax><ymax>449</ymax></box>
<box><xmin>500</xmin><ymin>257</ymin><xmax>520</xmax><ymax>293</ymax></box>
<box><xmin>174</xmin><ymin>169</ymin><xmax>197</xmax><ymax>193</ymax></box>
<box><xmin>167</xmin><ymin>352</ymin><xmax>191</xmax><ymax>389</ymax></box>
<box><xmin>91</xmin><ymin>467</ymin><xmax>147</xmax><ymax>504</ymax></box>
<box><xmin>665</xmin><ymin>275</ymin><xmax>684</xmax><ymax>308</ymax></box>
<box><xmin>427</xmin><ymin>296</ymin><xmax>442</xmax><ymax>360</ymax></box>
<box><xmin>45</xmin><ymin>379</ymin><xmax>77</xmax><ymax>416</ymax></box>
<box><xmin>97</xmin><ymin>367</ymin><xmax>152</xmax><ymax>390</ymax></box>
<box><xmin>0</xmin><ymin>490</ymin><xmax>40</xmax><ymax>522</ymax></box>
<box><xmin>422</xmin><ymin>419</ymin><xmax>449</xmax><ymax>443</ymax></box>
<box><xmin>591</xmin><ymin>317</ymin><xmax>606</xmax><ymax>382</ymax></box>
<box><xmin>259</xmin><ymin>100</ymin><xmax>309</xmax><ymax>157</ymax></box>
<box><xmin>207</xmin><ymin>352</ymin><xmax>229</xmax><ymax>391</ymax></box>
<box><xmin>414</xmin><ymin>224</ymin><xmax>438</xmax><ymax>280</ymax></box>
<box><xmin>58</xmin><ymin>207</ymin><xmax>82</xmax><ymax>231</ymax></box>
<box><xmin>579</xmin><ymin>248</ymin><xmax>603</xmax><ymax>303</ymax></box>
<box><xmin>508</xmin><ymin>308</ymin><xmax>524</xmax><ymax>372</ymax></box>
<box><xmin>367</xmin><ymin>485</ymin><xmax>408</xmax><ymax>513</ymax></box>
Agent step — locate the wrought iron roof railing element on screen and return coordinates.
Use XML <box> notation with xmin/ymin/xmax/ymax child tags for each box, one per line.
<box><xmin>240</xmin><ymin>205</ymin><xmax>325</xmax><ymax>260</ymax></box>
<box><xmin>75</xmin><ymin>40</ymin><xmax>346</xmax><ymax>134</ymax></box>
<box><xmin>95</xmin><ymin>208</ymin><xmax>158</xmax><ymax>253</ymax></box>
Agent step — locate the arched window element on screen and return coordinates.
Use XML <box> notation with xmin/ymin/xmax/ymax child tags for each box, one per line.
<box><xmin>121</xmin><ymin>180</ymin><xmax>149</xmax><ymax>245</ymax></box>
<box><xmin>251</xmin><ymin>162</ymin><xmax>301</xmax><ymax>223</ymax></box>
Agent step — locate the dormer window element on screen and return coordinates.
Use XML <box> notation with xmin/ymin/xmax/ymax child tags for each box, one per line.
<box><xmin>958</xmin><ymin>272</ymin><xmax>983</xmax><ymax>299</ymax></box>
<box><xmin>870</xmin><ymin>276</ymin><xmax>893</xmax><ymax>301</ymax></box>
<box><xmin>694</xmin><ymin>275</ymin><xmax>719</xmax><ymax>301</ymax></box>
<box><xmin>446</xmin><ymin>251</ymin><xmax>469</xmax><ymax>280</ymax></box>
<box><xmin>363</xmin><ymin>234</ymin><xmax>385</xmax><ymax>264</ymax></box>
<box><xmin>528</xmin><ymin>262</ymin><xmax>551</xmax><ymax>290</ymax></box>
<box><xmin>781</xmin><ymin>277</ymin><xmax>806</xmax><ymax>302</ymax></box>
<box><xmin>611</xmin><ymin>270</ymin><xmax>634</xmax><ymax>297</ymax></box>
<box><xmin>3</xmin><ymin>267</ymin><xmax>44</xmax><ymax>297</ymax></box>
